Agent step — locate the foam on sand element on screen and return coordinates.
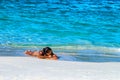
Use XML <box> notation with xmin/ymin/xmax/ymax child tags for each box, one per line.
<box><xmin>0</xmin><ymin>57</ymin><xmax>120</xmax><ymax>80</ymax></box>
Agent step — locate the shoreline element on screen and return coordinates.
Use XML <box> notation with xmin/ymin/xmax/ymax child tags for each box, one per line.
<box><xmin>0</xmin><ymin>46</ymin><xmax>120</xmax><ymax>62</ymax></box>
<box><xmin>0</xmin><ymin>57</ymin><xmax>120</xmax><ymax>80</ymax></box>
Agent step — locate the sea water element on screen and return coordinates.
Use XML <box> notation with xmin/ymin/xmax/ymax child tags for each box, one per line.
<box><xmin>0</xmin><ymin>0</ymin><xmax>120</xmax><ymax>62</ymax></box>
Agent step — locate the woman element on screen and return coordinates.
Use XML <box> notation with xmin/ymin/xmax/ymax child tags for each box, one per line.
<box><xmin>25</xmin><ymin>47</ymin><xmax>58</xmax><ymax>60</ymax></box>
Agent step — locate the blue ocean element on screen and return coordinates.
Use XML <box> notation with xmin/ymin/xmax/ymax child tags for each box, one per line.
<box><xmin>0</xmin><ymin>0</ymin><xmax>120</xmax><ymax>62</ymax></box>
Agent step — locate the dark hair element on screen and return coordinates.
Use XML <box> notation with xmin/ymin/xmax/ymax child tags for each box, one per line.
<box><xmin>42</xmin><ymin>47</ymin><xmax>54</xmax><ymax>56</ymax></box>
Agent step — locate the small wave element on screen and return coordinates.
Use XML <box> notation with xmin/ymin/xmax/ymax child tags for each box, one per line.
<box><xmin>3</xmin><ymin>43</ymin><xmax>120</xmax><ymax>54</ymax></box>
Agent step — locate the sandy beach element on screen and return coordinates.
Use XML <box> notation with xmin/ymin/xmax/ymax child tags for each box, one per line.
<box><xmin>0</xmin><ymin>57</ymin><xmax>120</xmax><ymax>80</ymax></box>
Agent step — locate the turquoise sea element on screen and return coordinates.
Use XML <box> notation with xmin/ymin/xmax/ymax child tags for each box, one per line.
<box><xmin>0</xmin><ymin>0</ymin><xmax>120</xmax><ymax>62</ymax></box>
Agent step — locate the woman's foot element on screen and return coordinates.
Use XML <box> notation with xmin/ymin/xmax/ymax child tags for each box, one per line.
<box><xmin>24</xmin><ymin>50</ymin><xmax>32</xmax><ymax>55</ymax></box>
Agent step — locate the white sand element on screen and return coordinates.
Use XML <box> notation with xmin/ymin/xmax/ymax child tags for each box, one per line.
<box><xmin>0</xmin><ymin>57</ymin><xmax>120</xmax><ymax>80</ymax></box>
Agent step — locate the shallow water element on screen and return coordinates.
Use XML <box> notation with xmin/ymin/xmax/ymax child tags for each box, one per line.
<box><xmin>0</xmin><ymin>0</ymin><xmax>120</xmax><ymax>62</ymax></box>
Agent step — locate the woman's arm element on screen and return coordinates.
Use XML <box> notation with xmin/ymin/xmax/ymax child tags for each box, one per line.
<box><xmin>38</xmin><ymin>54</ymin><xmax>58</xmax><ymax>60</ymax></box>
<box><xmin>45</xmin><ymin>54</ymin><xmax>58</xmax><ymax>60</ymax></box>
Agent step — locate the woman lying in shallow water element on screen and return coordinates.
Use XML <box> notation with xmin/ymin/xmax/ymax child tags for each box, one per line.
<box><xmin>25</xmin><ymin>47</ymin><xmax>58</xmax><ymax>60</ymax></box>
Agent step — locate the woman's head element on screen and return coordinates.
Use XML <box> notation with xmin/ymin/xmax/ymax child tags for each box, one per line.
<box><xmin>42</xmin><ymin>47</ymin><xmax>54</xmax><ymax>56</ymax></box>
